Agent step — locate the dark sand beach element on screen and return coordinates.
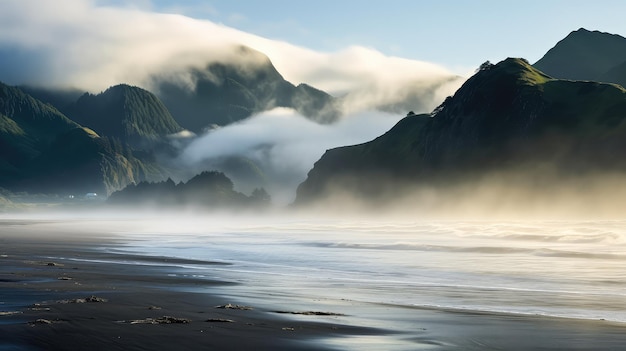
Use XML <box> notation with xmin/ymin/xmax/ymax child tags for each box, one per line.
<box><xmin>2</xmin><ymin>219</ymin><xmax>626</xmax><ymax>351</ymax></box>
<box><xmin>0</xmin><ymin>220</ymin><xmax>378</xmax><ymax>351</ymax></box>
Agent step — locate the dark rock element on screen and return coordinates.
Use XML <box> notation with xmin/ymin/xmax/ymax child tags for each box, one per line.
<box><xmin>127</xmin><ymin>316</ymin><xmax>191</xmax><ymax>324</ymax></box>
<box><xmin>57</xmin><ymin>295</ymin><xmax>108</xmax><ymax>304</ymax></box>
<box><xmin>215</xmin><ymin>304</ymin><xmax>253</xmax><ymax>310</ymax></box>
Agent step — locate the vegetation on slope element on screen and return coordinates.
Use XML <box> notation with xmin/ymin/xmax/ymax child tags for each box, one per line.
<box><xmin>64</xmin><ymin>84</ymin><xmax>183</xmax><ymax>143</ymax></box>
<box><xmin>0</xmin><ymin>82</ymin><xmax>79</xmax><ymax>184</ymax></box>
<box><xmin>296</xmin><ymin>58</ymin><xmax>626</xmax><ymax>204</ymax></box>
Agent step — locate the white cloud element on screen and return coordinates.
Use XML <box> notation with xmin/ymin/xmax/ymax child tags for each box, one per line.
<box><xmin>0</xmin><ymin>0</ymin><xmax>464</xmax><ymax>114</ymax></box>
<box><xmin>177</xmin><ymin>108</ymin><xmax>403</xmax><ymax>204</ymax></box>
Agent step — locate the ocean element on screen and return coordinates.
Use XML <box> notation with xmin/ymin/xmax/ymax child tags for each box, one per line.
<box><xmin>100</xmin><ymin>217</ymin><xmax>626</xmax><ymax>348</ymax></box>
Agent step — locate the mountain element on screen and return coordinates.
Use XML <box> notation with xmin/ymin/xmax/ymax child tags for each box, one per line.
<box><xmin>534</xmin><ymin>28</ymin><xmax>626</xmax><ymax>85</ymax></box>
<box><xmin>599</xmin><ymin>60</ymin><xmax>626</xmax><ymax>88</ymax></box>
<box><xmin>107</xmin><ymin>171</ymin><xmax>270</xmax><ymax>209</ymax></box>
<box><xmin>63</xmin><ymin>84</ymin><xmax>183</xmax><ymax>143</ymax></box>
<box><xmin>24</xmin><ymin>127</ymin><xmax>150</xmax><ymax>195</ymax></box>
<box><xmin>153</xmin><ymin>46</ymin><xmax>340</xmax><ymax>133</ymax></box>
<box><xmin>0</xmin><ymin>82</ymin><xmax>157</xmax><ymax>195</ymax></box>
<box><xmin>295</xmin><ymin>58</ymin><xmax>626</xmax><ymax>204</ymax></box>
<box><xmin>0</xmin><ymin>82</ymin><xmax>79</xmax><ymax>184</ymax></box>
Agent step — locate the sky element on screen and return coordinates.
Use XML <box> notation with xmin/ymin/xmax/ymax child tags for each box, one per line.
<box><xmin>98</xmin><ymin>0</ymin><xmax>626</xmax><ymax>73</ymax></box>
<box><xmin>3</xmin><ymin>0</ymin><xmax>626</xmax><ymax>94</ymax></box>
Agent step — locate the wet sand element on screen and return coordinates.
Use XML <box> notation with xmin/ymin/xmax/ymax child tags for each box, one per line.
<box><xmin>0</xmin><ymin>220</ymin><xmax>377</xmax><ymax>351</ymax></box>
<box><xmin>2</xmin><ymin>219</ymin><xmax>626</xmax><ymax>350</ymax></box>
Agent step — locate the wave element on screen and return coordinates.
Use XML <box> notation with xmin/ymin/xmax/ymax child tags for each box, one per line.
<box><xmin>302</xmin><ymin>241</ymin><xmax>626</xmax><ymax>260</ymax></box>
<box><xmin>400</xmin><ymin>303</ymin><xmax>626</xmax><ymax>324</ymax></box>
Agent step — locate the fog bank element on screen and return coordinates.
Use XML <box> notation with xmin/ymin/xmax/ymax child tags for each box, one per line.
<box><xmin>295</xmin><ymin>169</ymin><xmax>626</xmax><ymax>220</ymax></box>
<box><xmin>170</xmin><ymin>108</ymin><xmax>403</xmax><ymax>205</ymax></box>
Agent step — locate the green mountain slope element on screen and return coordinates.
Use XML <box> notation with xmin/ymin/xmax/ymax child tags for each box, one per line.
<box><xmin>534</xmin><ymin>28</ymin><xmax>626</xmax><ymax>84</ymax></box>
<box><xmin>154</xmin><ymin>46</ymin><xmax>339</xmax><ymax>132</ymax></box>
<box><xmin>24</xmin><ymin>127</ymin><xmax>145</xmax><ymax>195</ymax></box>
<box><xmin>0</xmin><ymin>82</ymin><xmax>158</xmax><ymax>195</ymax></box>
<box><xmin>0</xmin><ymin>82</ymin><xmax>79</xmax><ymax>183</ymax></box>
<box><xmin>64</xmin><ymin>84</ymin><xmax>183</xmax><ymax>143</ymax></box>
<box><xmin>296</xmin><ymin>58</ymin><xmax>626</xmax><ymax>204</ymax></box>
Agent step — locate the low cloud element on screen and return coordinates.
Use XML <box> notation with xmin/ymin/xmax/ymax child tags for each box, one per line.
<box><xmin>0</xmin><ymin>0</ymin><xmax>464</xmax><ymax>114</ymax></box>
<box><xmin>174</xmin><ymin>108</ymin><xmax>403</xmax><ymax>205</ymax></box>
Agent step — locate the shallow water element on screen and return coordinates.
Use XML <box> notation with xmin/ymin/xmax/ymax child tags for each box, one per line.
<box><xmin>111</xmin><ymin>219</ymin><xmax>626</xmax><ymax>325</ymax></box>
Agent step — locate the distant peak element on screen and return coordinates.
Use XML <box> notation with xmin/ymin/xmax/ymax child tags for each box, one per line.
<box><xmin>106</xmin><ymin>84</ymin><xmax>142</xmax><ymax>93</ymax></box>
<box><xmin>534</xmin><ymin>28</ymin><xmax>626</xmax><ymax>81</ymax></box>
<box><xmin>567</xmin><ymin>27</ymin><xmax>626</xmax><ymax>40</ymax></box>
<box><xmin>232</xmin><ymin>45</ymin><xmax>272</xmax><ymax>65</ymax></box>
<box><xmin>500</xmin><ymin>57</ymin><xmax>532</xmax><ymax>66</ymax></box>
<box><xmin>110</xmin><ymin>83</ymin><xmax>133</xmax><ymax>89</ymax></box>
<box><xmin>477</xmin><ymin>57</ymin><xmax>552</xmax><ymax>85</ymax></box>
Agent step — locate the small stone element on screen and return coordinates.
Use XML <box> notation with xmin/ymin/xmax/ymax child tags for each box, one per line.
<box><xmin>0</xmin><ymin>311</ymin><xmax>22</xmax><ymax>316</ymax></box>
<box><xmin>57</xmin><ymin>295</ymin><xmax>107</xmax><ymax>304</ymax></box>
<box><xmin>30</xmin><ymin>319</ymin><xmax>53</xmax><ymax>325</ymax></box>
<box><xmin>127</xmin><ymin>316</ymin><xmax>191</xmax><ymax>324</ymax></box>
<box><xmin>30</xmin><ymin>307</ymin><xmax>50</xmax><ymax>311</ymax></box>
<box><xmin>215</xmin><ymin>304</ymin><xmax>253</xmax><ymax>310</ymax></box>
<box><xmin>84</xmin><ymin>296</ymin><xmax>107</xmax><ymax>303</ymax></box>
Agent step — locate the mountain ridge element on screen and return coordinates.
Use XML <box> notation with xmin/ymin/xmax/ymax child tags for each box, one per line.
<box><xmin>534</xmin><ymin>28</ymin><xmax>626</xmax><ymax>86</ymax></box>
<box><xmin>295</xmin><ymin>58</ymin><xmax>626</xmax><ymax>205</ymax></box>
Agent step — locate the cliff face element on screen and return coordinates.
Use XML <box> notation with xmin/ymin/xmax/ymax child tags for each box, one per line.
<box><xmin>295</xmin><ymin>58</ymin><xmax>626</xmax><ymax>204</ymax></box>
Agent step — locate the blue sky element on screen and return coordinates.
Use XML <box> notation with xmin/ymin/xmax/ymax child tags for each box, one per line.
<box><xmin>116</xmin><ymin>0</ymin><xmax>626</xmax><ymax>72</ymax></box>
<box><xmin>3</xmin><ymin>0</ymin><xmax>626</xmax><ymax>97</ymax></box>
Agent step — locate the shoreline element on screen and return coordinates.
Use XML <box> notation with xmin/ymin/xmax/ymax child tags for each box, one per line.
<box><xmin>3</xmin><ymin>219</ymin><xmax>626</xmax><ymax>350</ymax></box>
<box><xmin>0</xmin><ymin>222</ymin><xmax>374</xmax><ymax>351</ymax></box>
